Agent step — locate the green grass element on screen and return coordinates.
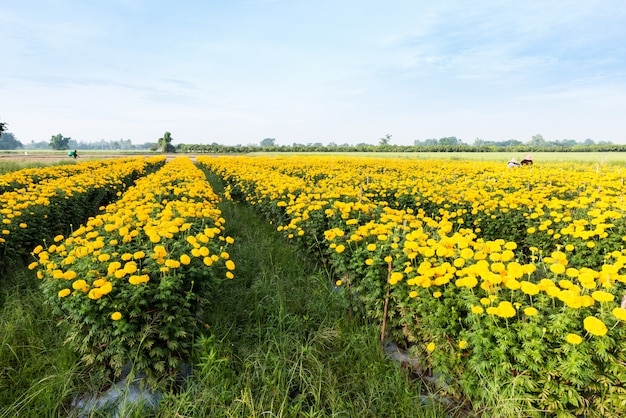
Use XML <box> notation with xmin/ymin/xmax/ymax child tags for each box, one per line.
<box><xmin>0</xmin><ymin>172</ymin><xmax>456</xmax><ymax>417</ymax></box>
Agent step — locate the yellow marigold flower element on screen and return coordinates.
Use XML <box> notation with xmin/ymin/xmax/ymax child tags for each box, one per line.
<box><xmin>133</xmin><ymin>251</ymin><xmax>146</xmax><ymax>259</ymax></box>
<box><xmin>123</xmin><ymin>261</ymin><xmax>137</xmax><ymax>274</ymax></box>
<box><xmin>226</xmin><ymin>271</ymin><xmax>234</xmax><ymax>279</ymax></box>
<box><xmin>63</xmin><ymin>271</ymin><xmax>77</xmax><ymax>280</ymax></box>
<box><xmin>565</xmin><ymin>244</ymin><xmax>575</xmax><ymax>251</ymax></box>
<box><xmin>99</xmin><ymin>282</ymin><xmax>113</xmax><ymax>294</ymax></box>
<box><xmin>58</xmin><ymin>288</ymin><xmax>71</xmax><ymax>298</ymax></box>
<box><xmin>409</xmin><ymin>291</ymin><xmax>418</xmax><ymax>298</ymax></box>
<box><xmin>496</xmin><ymin>301</ymin><xmax>516</xmax><ymax>318</ymax></box>
<box><xmin>121</xmin><ymin>253</ymin><xmax>132</xmax><ymax>261</ymax></box>
<box><xmin>180</xmin><ymin>254</ymin><xmax>191</xmax><ymax>265</ymax></box>
<box><xmin>203</xmin><ymin>257</ymin><xmax>213</xmax><ymax>266</ymax></box>
<box><xmin>53</xmin><ymin>235</ymin><xmax>64</xmax><ymax>242</ymax></box>
<box><xmin>384</xmin><ymin>255</ymin><xmax>393</xmax><ymax>263</ymax></box>
<box><xmin>453</xmin><ymin>258</ymin><xmax>465</xmax><ymax>268</ymax></box>
<box><xmin>19</xmin><ymin>223</ymin><xmax>27</xmax><ymax>228</ymax></box>
<box><xmin>550</xmin><ymin>263</ymin><xmax>566</xmax><ymax>275</ymax></box>
<box><xmin>612</xmin><ymin>307</ymin><xmax>626</xmax><ymax>321</ymax></box>
<box><xmin>586</xmin><ymin>241</ymin><xmax>595</xmax><ymax>248</ymax></box>
<box><xmin>32</xmin><ymin>245</ymin><xmax>43</xmax><ymax>254</ymax></box>
<box><xmin>566</xmin><ymin>333</ymin><xmax>583</xmax><ymax>345</ymax></box>
<box><xmin>527</xmin><ymin>227</ymin><xmax>536</xmax><ymax>234</ymax></box>
<box><xmin>37</xmin><ymin>271</ymin><xmax>44</xmax><ymax>279</ymax></box>
<box><xmin>377</xmin><ymin>234</ymin><xmax>388</xmax><ymax>241</ymax></box>
<box><xmin>433</xmin><ymin>291</ymin><xmax>442</xmax><ymax>298</ymax></box>
<box><xmin>471</xmin><ymin>306</ymin><xmax>484</xmax><ymax>314</ymax></box>
<box><xmin>226</xmin><ymin>236</ymin><xmax>235</xmax><ymax>244</ymax></box>
<box><xmin>458</xmin><ymin>340</ymin><xmax>468</xmax><ymax>349</ymax></box>
<box><xmin>225</xmin><ymin>260</ymin><xmax>236</xmax><ymax>270</ymax></box>
<box><xmin>111</xmin><ymin>311</ymin><xmax>122</xmax><ymax>321</ymax></box>
<box><xmin>165</xmin><ymin>259</ymin><xmax>180</xmax><ymax>269</ymax></box>
<box><xmin>591</xmin><ymin>291</ymin><xmax>614</xmax><ymax>303</ymax></box>
<box><xmin>480</xmin><ymin>297</ymin><xmax>491</xmax><ymax>306</ymax></box>
<box><xmin>88</xmin><ymin>288</ymin><xmax>103</xmax><ymax>300</ymax></box>
<box><xmin>426</xmin><ymin>342</ymin><xmax>435</xmax><ymax>352</ymax></box>
<box><xmin>367</xmin><ymin>243</ymin><xmax>377</xmax><ymax>251</ymax></box>
<box><xmin>504</xmin><ymin>242</ymin><xmax>517</xmax><ymax>250</ymax></box>
<box><xmin>28</xmin><ymin>261</ymin><xmax>38</xmax><ymax>270</ymax></box>
<box><xmin>72</xmin><ymin>279</ymin><xmax>87</xmax><ymax>290</ymax></box>
<box><xmin>583</xmin><ymin>316</ymin><xmax>608</xmax><ymax>336</ymax></box>
<box><xmin>524</xmin><ymin>307</ymin><xmax>538</xmax><ymax>316</ymax></box>
<box><xmin>220</xmin><ymin>252</ymin><xmax>230</xmax><ymax>260</ymax></box>
<box><xmin>364</xmin><ymin>258</ymin><xmax>374</xmax><ymax>266</ymax></box>
<box><xmin>389</xmin><ymin>272</ymin><xmax>403</xmax><ymax>285</ymax></box>
<box><xmin>335</xmin><ymin>280</ymin><xmax>342</xmax><ymax>286</ymax></box>
<box><xmin>335</xmin><ymin>244</ymin><xmax>346</xmax><ymax>253</ymax></box>
<box><xmin>520</xmin><ymin>281</ymin><xmax>539</xmax><ymax>296</ymax></box>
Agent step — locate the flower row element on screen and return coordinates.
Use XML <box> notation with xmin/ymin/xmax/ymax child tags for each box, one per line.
<box><xmin>198</xmin><ymin>155</ymin><xmax>626</xmax><ymax>415</ymax></box>
<box><xmin>1</xmin><ymin>157</ymin><xmax>165</xmax><ymax>269</ymax></box>
<box><xmin>31</xmin><ymin>157</ymin><xmax>234</xmax><ymax>382</ymax></box>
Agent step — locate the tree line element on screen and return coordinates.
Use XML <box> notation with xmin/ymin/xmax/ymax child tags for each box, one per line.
<box><xmin>1</xmin><ymin>126</ymin><xmax>625</xmax><ymax>153</ymax></box>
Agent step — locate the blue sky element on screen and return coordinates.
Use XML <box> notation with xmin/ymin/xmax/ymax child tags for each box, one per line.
<box><xmin>2</xmin><ymin>0</ymin><xmax>626</xmax><ymax>146</ymax></box>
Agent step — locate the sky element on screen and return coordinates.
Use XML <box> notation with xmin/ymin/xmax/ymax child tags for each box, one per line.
<box><xmin>2</xmin><ymin>0</ymin><xmax>626</xmax><ymax>146</ymax></box>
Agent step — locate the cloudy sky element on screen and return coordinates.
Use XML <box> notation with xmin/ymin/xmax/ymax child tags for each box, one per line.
<box><xmin>2</xmin><ymin>0</ymin><xmax>625</xmax><ymax>146</ymax></box>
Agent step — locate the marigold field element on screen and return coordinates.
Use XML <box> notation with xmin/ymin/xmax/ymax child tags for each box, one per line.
<box><xmin>2</xmin><ymin>154</ymin><xmax>626</xmax><ymax>416</ymax></box>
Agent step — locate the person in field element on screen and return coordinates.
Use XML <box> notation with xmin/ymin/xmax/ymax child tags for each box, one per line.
<box><xmin>521</xmin><ymin>154</ymin><xmax>533</xmax><ymax>166</ymax></box>
<box><xmin>507</xmin><ymin>157</ymin><xmax>520</xmax><ymax>168</ymax></box>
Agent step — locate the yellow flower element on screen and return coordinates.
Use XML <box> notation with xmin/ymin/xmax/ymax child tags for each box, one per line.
<box><xmin>550</xmin><ymin>263</ymin><xmax>566</xmax><ymax>275</ymax></box>
<box><xmin>180</xmin><ymin>254</ymin><xmax>191</xmax><ymax>265</ymax></box>
<box><xmin>220</xmin><ymin>252</ymin><xmax>230</xmax><ymax>260</ymax></box>
<box><xmin>471</xmin><ymin>306</ymin><xmax>484</xmax><ymax>314</ymax></box>
<box><xmin>583</xmin><ymin>316</ymin><xmax>608</xmax><ymax>336</ymax></box>
<box><xmin>72</xmin><ymin>279</ymin><xmax>87</xmax><ymax>290</ymax></box>
<box><xmin>58</xmin><ymin>288</ymin><xmax>71</xmax><ymax>298</ymax></box>
<box><xmin>226</xmin><ymin>236</ymin><xmax>235</xmax><ymax>244</ymax></box>
<box><xmin>367</xmin><ymin>243</ymin><xmax>377</xmax><ymax>251</ymax></box>
<box><xmin>225</xmin><ymin>260</ymin><xmax>236</xmax><ymax>270</ymax></box>
<box><xmin>523</xmin><ymin>307</ymin><xmax>538</xmax><ymax>316</ymax></box>
<box><xmin>111</xmin><ymin>311</ymin><xmax>122</xmax><ymax>321</ymax></box>
<box><xmin>365</xmin><ymin>258</ymin><xmax>374</xmax><ymax>266</ymax></box>
<box><xmin>409</xmin><ymin>291</ymin><xmax>418</xmax><ymax>298</ymax></box>
<box><xmin>226</xmin><ymin>271</ymin><xmax>234</xmax><ymax>279</ymax></box>
<box><xmin>133</xmin><ymin>251</ymin><xmax>146</xmax><ymax>259</ymax></box>
<box><xmin>335</xmin><ymin>244</ymin><xmax>346</xmax><ymax>253</ymax></box>
<box><xmin>612</xmin><ymin>307</ymin><xmax>626</xmax><ymax>321</ymax></box>
<box><xmin>53</xmin><ymin>235</ymin><xmax>64</xmax><ymax>242</ymax></box>
<box><xmin>203</xmin><ymin>257</ymin><xmax>213</xmax><ymax>266</ymax></box>
<box><xmin>426</xmin><ymin>342</ymin><xmax>435</xmax><ymax>352</ymax></box>
<box><xmin>458</xmin><ymin>340</ymin><xmax>468</xmax><ymax>349</ymax></box>
<box><xmin>565</xmin><ymin>333</ymin><xmax>583</xmax><ymax>345</ymax></box>
<box><xmin>335</xmin><ymin>280</ymin><xmax>342</xmax><ymax>286</ymax></box>
<box><xmin>433</xmin><ymin>291</ymin><xmax>442</xmax><ymax>298</ymax></box>
<box><xmin>28</xmin><ymin>261</ymin><xmax>38</xmax><ymax>270</ymax></box>
<box><xmin>591</xmin><ymin>291</ymin><xmax>615</xmax><ymax>303</ymax></box>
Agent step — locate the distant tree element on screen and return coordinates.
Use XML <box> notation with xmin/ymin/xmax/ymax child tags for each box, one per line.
<box><xmin>438</xmin><ymin>136</ymin><xmax>461</xmax><ymax>146</ymax></box>
<box><xmin>528</xmin><ymin>134</ymin><xmax>547</xmax><ymax>146</ymax></box>
<box><xmin>157</xmin><ymin>131</ymin><xmax>175</xmax><ymax>153</ymax></box>
<box><xmin>583</xmin><ymin>138</ymin><xmax>595</xmax><ymax>145</ymax></box>
<box><xmin>0</xmin><ymin>121</ymin><xmax>7</xmax><ymax>136</ymax></box>
<box><xmin>379</xmin><ymin>134</ymin><xmax>392</xmax><ymax>146</ymax></box>
<box><xmin>260</xmin><ymin>138</ymin><xmax>276</xmax><ymax>147</ymax></box>
<box><xmin>0</xmin><ymin>132</ymin><xmax>23</xmax><ymax>150</ymax></box>
<box><xmin>49</xmin><ymin>133</ymin><xmax>71</xmax><ymax>150</ymax></box>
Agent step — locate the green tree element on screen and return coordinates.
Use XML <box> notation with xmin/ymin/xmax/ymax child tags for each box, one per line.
<box><xmin>260</xmin><ymin>138</ymin><xmax>276</xmax><ymax>147</ymax></box>
<box><xmin>379</xmin><ymin>134</ymin><xmax>392</xmax><ymax>146</ymax></box>
<box><xmin>49</xmin><ymin>133</ymin><xmax>71</xmax><ymax>150</ymax></box>
<box><xmin>0</xmin><ymin>121</ymin><xmax>7</xmax><ymax>136</ymax></box>
<box><xmin>528</xmin><ymin>134</ymin><xmax>546</xmax><ymax>146</ymax></box>
<box><xmin>157</xmin><ymin>131</ymin><xmax>175</xmax><ymax>153</ymax></box>
<box><xmin>0</xmin><ymin>132</ymin><xmax>23</xmax><ymax>150</ymax></box>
